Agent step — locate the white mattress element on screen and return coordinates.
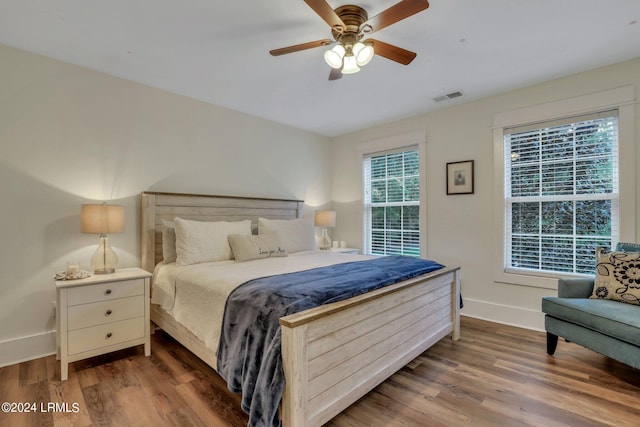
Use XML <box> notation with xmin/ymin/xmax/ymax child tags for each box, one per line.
<box><xmin>151</xmin><ymin>250</ymin><xmax>373</xmax><ymax>359</ymax></box>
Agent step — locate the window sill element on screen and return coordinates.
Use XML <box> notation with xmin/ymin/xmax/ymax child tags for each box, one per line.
<box><xmin>494</xmin><ymin>269</ymin><xmax>593</xmax><ymax>290</ymax></box>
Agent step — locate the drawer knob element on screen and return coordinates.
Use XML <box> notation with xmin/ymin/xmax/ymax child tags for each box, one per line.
<box><xmin>106</xmin><ymin>332</ymin><xmax>113</xmax><ymax>339</ymax></box>
<box><xmin>106</xmin><ymin>309</ymin><xmax>112</xmax><ymax>316</ymax></box>
<box><xmin>105</xmin><ymin>289</ymin><xmax>112</xmax><ymax>295</ymax></box>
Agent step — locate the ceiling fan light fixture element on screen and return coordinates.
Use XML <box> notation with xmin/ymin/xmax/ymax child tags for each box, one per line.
<box><xmin>341</xmin><ymin>55</ymin><xmax>360</xmax><ymax>74</ymax></box>
<box><xmin>270</xmin><ymin>1</ymin><xmax>429</xmax><ymax>80</ymax></box>
<box><xmin>324</xmin><ymin>44</ymin><xmax>345</xmax><ymax>69</ymax></box>
<box><xmin>353</xmin><ymin>41</ymin><xmax>374</xmax><ymax>66</ymax></box>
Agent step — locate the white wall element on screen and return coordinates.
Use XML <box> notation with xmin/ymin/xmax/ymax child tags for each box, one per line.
<box><xmin>331</xmin><ymin>58</ymin><xmax>640</xmax><ymax>331</ymax></box>
<box><xmin>0</xmin><ymin>44</ymin><xmax>332</xmax><ymax>366</ymax></box>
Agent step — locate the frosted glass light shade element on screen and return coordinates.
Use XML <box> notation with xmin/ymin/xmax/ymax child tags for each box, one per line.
<box><xmin>341</xmin><ymin>55</ymin><xmax>360</xmax><ymax>74</ymax></box>
<box><xmin>324</xmin><ymin>45</ymin><xmax>345</xmax><ymax>69</ymax></box>
<box><xmin>353</xmin><ymin>42</ymin><xmax>374</xmax><ymax>66</ymax></box>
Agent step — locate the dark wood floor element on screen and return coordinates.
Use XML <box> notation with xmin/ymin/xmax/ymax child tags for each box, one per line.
<box><xmin>1</xmin><ymin>316</ymin><xmax>638</xmax><ymax>427</ymax></box>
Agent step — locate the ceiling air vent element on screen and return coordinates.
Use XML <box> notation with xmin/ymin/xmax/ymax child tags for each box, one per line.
<box><xmin>433</xmin><ymin>91</ymin><xmax>464</xmax><ymax>102</ymax></box>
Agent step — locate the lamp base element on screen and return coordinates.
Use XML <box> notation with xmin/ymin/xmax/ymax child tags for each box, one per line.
<box><xmin>319</xmin><ymin>228</ymin><xmax>332</xmax><ymax>250</ymax></box>
<box><xmin>91</xmin><ymin>235</ymin><xmax>118</xmax><ymax>274</ymax></box>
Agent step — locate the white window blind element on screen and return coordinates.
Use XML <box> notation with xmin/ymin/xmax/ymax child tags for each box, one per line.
<box><xmin>363</xmin><ymin>147</ymin><xmax>420</xmax><ymax>256</ymax></box>
<box><xmin>504</xmin><ymin>110</ymin><xmax>619</xmax><ymax>275</ymax></box>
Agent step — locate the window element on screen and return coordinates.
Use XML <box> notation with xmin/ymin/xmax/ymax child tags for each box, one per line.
<box><xmin>363</xmin><ymin>147</ymin><xmax>420</xmax><ymax>256</ymax></box>
<box><xmin>504</xmin><ymin>111</ymin><xmax>619</xmax><ymax>275</ymax></box>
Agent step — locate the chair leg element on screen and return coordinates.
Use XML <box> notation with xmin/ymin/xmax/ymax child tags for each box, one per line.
<box><xmin>546</xmin><ymin>332</ymin><xmax>559</xmax><ymax>355</ymax></box>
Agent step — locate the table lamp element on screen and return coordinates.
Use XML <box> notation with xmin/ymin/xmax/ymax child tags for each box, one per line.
<box><xmin>81</xmin><ymin>204</ymin><xmax>124</xmax><ymax>274</ymax></box>
<box><xmin>314</xmin><ymin>210</ymin><xmax>336</xmax><ymax>250</ymax></box>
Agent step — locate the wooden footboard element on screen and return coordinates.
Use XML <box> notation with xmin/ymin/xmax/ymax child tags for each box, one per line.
<box><xmin>279</xmin><ymin>266</ymin><xmax>460</xmax><ymax>427</ymax></box>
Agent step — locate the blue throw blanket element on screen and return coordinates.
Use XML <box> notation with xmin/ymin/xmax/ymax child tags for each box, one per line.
<box><xmin>216</xmin><ymin>256</ymin><xmax>444</xmax><ymax>427</ymax></box>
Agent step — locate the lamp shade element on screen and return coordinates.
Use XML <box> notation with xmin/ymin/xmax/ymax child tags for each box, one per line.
<box><xmin>314</xmin><ymin>210</ymin><xmax>336</xmax><ymax>228</ymax></box>
<box><xmin>341</xmin><ymin>55</ymin><xmax>360</xmax><ymax>74</ymax></box>
<box><xmin>81</xmin><ymin>204</ymin><xmax>125</xmax><ymax>234</ymax></box>
<box><xmin>324</xmin><ymin>44</ymin><xmax>345</xmax><ymax>69</ymax></box>
<box><xmin>353</xmin><ymin>42</ymin><xmax>374</xmax><ymax>66</ymax></box>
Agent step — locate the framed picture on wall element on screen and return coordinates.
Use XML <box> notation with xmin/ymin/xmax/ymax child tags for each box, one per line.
<box><xmin>446</xmin><ymin>160</ymin><xmax>474</xmax><ymax>195</ymax></box>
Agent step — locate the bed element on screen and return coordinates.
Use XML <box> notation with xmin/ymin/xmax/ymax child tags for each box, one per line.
<box><xmin>141</xmin><ymin>191</ymin><xmax>461</xmax><ymax>427</ymax></box>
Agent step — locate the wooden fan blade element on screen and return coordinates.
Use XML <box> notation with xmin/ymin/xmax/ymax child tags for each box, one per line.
<box><xmin>360</xmin><ymin>0</ymin><xmax>429</xmax><ymax>34</ymax></box>
<box><xmin>304</xmin><ymin>0</ymin><xmax>346</xmax><ymax>30</ymax></box>
<box><xmin>329</xmin><ymin>68</ymin><xmax>343</xmax><ymax>81</ymax></box>
<box><xmin>368</xmin><ymin>39</ymin><xmax>417</xmax><ymax>65</ymax></box>
<box><xmin>269</xmin><ymin>39</ymin><xmax>333</xmax><ymax>56</ymax></box>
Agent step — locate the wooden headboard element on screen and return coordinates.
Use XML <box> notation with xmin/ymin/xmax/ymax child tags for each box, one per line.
<box><xmin>140</xmin><ymin>192</ymin><xmax>305</xmax><ymax>272</ymax></box>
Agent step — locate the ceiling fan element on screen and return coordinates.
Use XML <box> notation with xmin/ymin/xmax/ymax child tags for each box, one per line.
<box><xmin>269</xmin><ymin>0</ymin><xmax>430</xmax><ymax>80</ymax></box>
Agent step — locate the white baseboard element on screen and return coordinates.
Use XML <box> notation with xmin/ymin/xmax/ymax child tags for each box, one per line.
<box><xmin>461</xmin><ymin>298</ymin><xmax>545</xmax><ymax>332</ymax></box>
<box><xmin>0</xmin><ymin>301</ymin><xmax>544</xmax><ymax>368</ymax></box>
<box><xmin>0</xmin><ymin>330</ymin><xmax>56</xmax><ymax>368</ymax></box>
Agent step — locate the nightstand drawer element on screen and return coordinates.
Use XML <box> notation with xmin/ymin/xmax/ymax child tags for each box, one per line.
<box><xmin>68</xmin><ymin>279</ymin><xmax>144</xmax><ymax>306</ymax></box>
<box><xmin>67</xmin><ymin>317</ymin><xmax>144</xmax><ymax>355</ymax></box>
<box><xmin>67</xmin><ymin>295</ymin><xmax>144</xmax><ymax>330</ymax></box>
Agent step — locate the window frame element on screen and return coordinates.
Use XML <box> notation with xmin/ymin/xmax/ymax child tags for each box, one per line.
<box><xmin>358</xmin><ymin>131</ymin><xmax>427</xmax><ymax>258</ymax></box>
<box><xmin>505</xmin><ymin>111</ymin><xmax>619</xmax><ymax>276</ymax></box>
<box><xmin>363</xmin><ymin>147</ymin><xmax>421</xmax><ymax>256</ymax></box>
<box><xmin>493</xmin><ymin>86</ymin><xmax>636</xmax><ymax>289</ymax></box>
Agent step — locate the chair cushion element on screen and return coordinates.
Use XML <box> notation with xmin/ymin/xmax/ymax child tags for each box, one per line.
<box><xmin>542</xmin><ymin>297</ymin><xmax>640</xmax><ymax>347</ymax></box>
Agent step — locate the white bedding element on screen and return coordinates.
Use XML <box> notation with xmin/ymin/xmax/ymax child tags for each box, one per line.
<box><xmin>151</xmin><ymin>250</ymin><xmax>373</xmax><ymax>365</ymax></box>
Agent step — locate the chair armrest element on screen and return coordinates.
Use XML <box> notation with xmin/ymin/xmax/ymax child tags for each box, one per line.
<box><xmin>557</xmin><ymin>277</ymin><xmax>594</xmax><ymax>298</ymax></box>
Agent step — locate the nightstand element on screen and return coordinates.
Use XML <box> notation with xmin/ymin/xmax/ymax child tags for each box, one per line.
<box><xmin>330</xmin><ymin>247</ymin><xmax>360</xmax><ymax>254</ymax></box>
<box><xmin>55</xmin><ymin>267</ymin><xmax>152</xmax><ymax>380</ymax></box>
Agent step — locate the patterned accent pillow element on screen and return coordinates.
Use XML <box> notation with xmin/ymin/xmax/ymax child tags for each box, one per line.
<box><xmin>591</xmin><ymin>248</ymin><xmax>640</xmax><ymax>305</ymax></box>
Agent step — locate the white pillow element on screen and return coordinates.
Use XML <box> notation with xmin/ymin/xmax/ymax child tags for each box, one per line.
<box><xmin>174</xmin><ymin>218</ymin><xmax>252</xmax><ymax>266</ymax></box>
<box><xmin>161</xmin><ymin>219</ymin><xmax>177</xmax><ymax>263</ymax></box>
<box><xmin>228</xmin><ymin>233</ymin><xmax>287</xmax><ymax>262</ymax></box>
<box><xmin>258</xmin><ymin>217</ymin><xmax>315</xmax><ymax>253</ymax></box>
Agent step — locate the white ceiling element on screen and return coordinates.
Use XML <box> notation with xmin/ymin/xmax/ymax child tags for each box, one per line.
<box><xmin>1</xmin><ymin>1</ymin><xmax>639</xmax><ymax>137</ymax></box>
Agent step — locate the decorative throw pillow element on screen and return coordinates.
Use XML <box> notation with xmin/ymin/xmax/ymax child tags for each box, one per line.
<box><xmin>258</xmin><ymin>217</ymin><xmax>316</xmax><ymax>253</ymax></box>
<box><xmin>228</xmin><ymin>233</ymin><xmax>287</xmax><ymax>262</ymax></box>
<box><xmin>174</xmin><ymin>218</ymin><xmax>252</xmax><ymax>266</ymax></box>
<box><xmin>161</xmin><ymin>219</ymin><xmax>177</xmax><ymax>263</ymax></box>
<box><xmin>591</xmin><ymin>248</ymin><xmax>640</xmax><ymax>305</ymax></box>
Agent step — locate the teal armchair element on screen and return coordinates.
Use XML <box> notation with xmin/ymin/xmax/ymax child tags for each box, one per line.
<box><xmin>542</xmin><ymin>277</ymin><xmax>640</xmax><ymax>369</ymax></box>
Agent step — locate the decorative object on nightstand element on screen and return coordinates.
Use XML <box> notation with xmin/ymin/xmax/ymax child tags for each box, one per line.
<box><xmin>53</xmin><ymin>260</ymin><xmax>92</xmax><ymax>281</ymax></box>
<box><xmin>55</xmin><ymin>267</ymin><xmax>152</xmax><ymax>381</ymax></box>
<box><xmin>315</xmin><ymin>210</ymin><xmax>336</xmax><ymax>250</ymax></box>
<box><xmin>81</xmin><ymin>203</ymin><xmax>124</xmax><ymax>274</ymax></box>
